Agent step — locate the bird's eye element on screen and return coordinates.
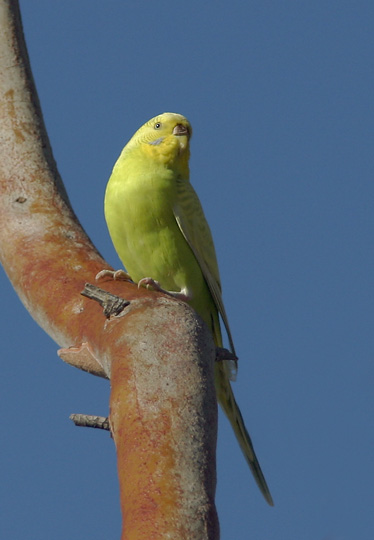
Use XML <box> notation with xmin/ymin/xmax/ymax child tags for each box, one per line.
<box><xmin>154</xmin><ymin>122</ymin><xmax>162</xmax><ymax>129</ymax></box>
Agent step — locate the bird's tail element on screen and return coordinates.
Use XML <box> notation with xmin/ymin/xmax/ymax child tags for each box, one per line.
<box><xmin>215</xmin><ymin>361</ymin><xmax>274</xmax><ymax>506</ymax></box>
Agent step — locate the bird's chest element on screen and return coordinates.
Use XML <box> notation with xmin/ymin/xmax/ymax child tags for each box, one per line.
<box><xmin>120</xmin><ymin>176</ymin><xmax>176</xmax><ymax>235</ymax></box>
<box><xmin>112</xmin><ymin>176</ymin><xmax>185</xmax><ymax>277</ymax></box>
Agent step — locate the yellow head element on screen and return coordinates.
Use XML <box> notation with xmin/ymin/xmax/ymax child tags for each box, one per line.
<box><xmin>121</xmin><ymin>112</ymin><xmax>192</xmax><ymax>175</ymax></box>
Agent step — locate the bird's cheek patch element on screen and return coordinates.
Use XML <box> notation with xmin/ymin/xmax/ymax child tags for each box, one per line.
<box><xmin>148</xmin><ymin>137</ymin><xmax>165</xmax><ymax>146</ymax></box>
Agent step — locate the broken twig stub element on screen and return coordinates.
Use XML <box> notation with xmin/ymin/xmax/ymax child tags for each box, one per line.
<box><xmin>81</xmin><ymin>283</ymin><xmax>130</xmax><ymax>317</ymax></box>
<box><xmin>70</xmin><ymin>413</ymin><xmax>110</xmax><ymax>431</ymax></box>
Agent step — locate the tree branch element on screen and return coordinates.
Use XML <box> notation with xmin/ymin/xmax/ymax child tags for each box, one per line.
<box><xmin>70</xmin><ymin>414</ymin><xmax>111</xmax><ymax>431</ymax></box>
<box><xmin>0</xmin><ymin>1</ymin><xmax>220</xmax><ymax>538</ymax></box>
<box><xmin>81</xmin><ymin>283</ymin><xmax>130</xmax><ymax>318</ymax></box>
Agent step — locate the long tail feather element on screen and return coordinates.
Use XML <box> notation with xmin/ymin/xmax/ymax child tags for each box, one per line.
<box><xmin>215</xmin><ymin>362</ymin><xmax>274</xmax><ymax>506</ymax></box>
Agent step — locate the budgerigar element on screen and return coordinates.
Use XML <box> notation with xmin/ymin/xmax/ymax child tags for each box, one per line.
<box><xmin>103</xmin><ymin>112</ymin><xmax>273</xmax><ymax>505</ymax></box>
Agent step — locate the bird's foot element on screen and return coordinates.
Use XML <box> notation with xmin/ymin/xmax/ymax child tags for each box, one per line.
<box><xmin>95</xmin><ymin>269</ymin><xmax>132</xmax><ymax>282</ymax></box>
<box><xmin>138</xmin><ymin>277</ymin><xmax>191</xmax><ymax>301</ymax></box>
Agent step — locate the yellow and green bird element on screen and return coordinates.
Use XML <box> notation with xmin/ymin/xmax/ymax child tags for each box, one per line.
<box><xmin>103</xmin><ymin>112</ymin><xmax>273</xmax><ymax>505</ymax></box>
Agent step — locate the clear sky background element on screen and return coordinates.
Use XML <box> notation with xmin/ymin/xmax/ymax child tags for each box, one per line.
<box><xmin>1</xmin><ymin>2</ymin><xmax>373</xmax><ymax>539</ymax></box>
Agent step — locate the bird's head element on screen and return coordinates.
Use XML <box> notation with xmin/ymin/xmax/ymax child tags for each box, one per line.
<box><xmin>123</xmin><ymin>113</ymin><xmax>192</xmax><ymax>173</ymax></box>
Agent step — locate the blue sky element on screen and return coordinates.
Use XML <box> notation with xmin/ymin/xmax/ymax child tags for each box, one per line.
<box><xmin>1</xmin><ymin>2</ymin><xmax>373</xmax><ymax>539</ymax></box>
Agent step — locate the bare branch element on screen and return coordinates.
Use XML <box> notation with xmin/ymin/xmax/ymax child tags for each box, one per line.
<box><xmin>0</xmin><ymin>2</ymin><xmax>220</xmax><ymax>537</ymax></box>
<box><xmin>81</xmin><ymin>283</ymin><xmax>130</xmax><ymax>317</ymax></box>
<box><xmin>70</xmin><ymin>414</ymin><xmax>111</xmax><ymax>431</ymax></box>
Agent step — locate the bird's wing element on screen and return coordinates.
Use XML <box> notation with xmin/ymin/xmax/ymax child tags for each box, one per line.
<box><xmin>173</xmin><ymin>179</ymin><xmax>236</xmax><ymax>359</ymax></box>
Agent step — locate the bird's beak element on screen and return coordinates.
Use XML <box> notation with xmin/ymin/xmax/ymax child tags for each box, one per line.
<box><xmin>173</xmin><ymin>124</ymin><xmax>190</xmax><ymax>138</ymax></box>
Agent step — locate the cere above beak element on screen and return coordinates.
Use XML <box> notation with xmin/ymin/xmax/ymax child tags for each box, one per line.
<box><xmin>173</xmin><ymin>123</ymin><xmax>190</xmax><ymax>137</ymax></box>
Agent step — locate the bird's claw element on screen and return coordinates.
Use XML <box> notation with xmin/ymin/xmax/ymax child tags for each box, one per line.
<box><xmin>95</xmin><ymin>269</ymin><xmax>132</xmax><ymax>282</ymax></box>
<box><xmin>138</xmin><ymin>277</ymin><xmax>163</xmax><ymax>291</ymax></box>
<box><xmin>137</xmin><ymin>277</ymin><xmax>190</xmax><ymax>301</ymax></box>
